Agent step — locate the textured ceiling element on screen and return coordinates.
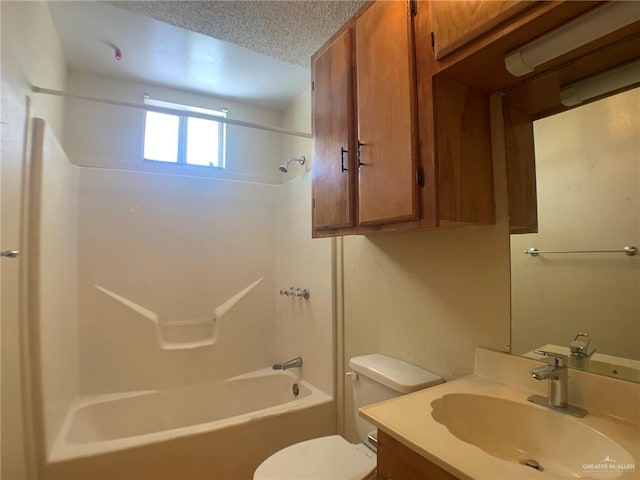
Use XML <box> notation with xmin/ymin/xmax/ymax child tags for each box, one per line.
<box><xmin>110</xmin><ymin>1</ymin><xmax>365</xmax><ymax>67</ymax></box>
<box><xmin>49</xmin><ymin>1</ymin><xmax>316</xmax><ymax>109</ymax></box>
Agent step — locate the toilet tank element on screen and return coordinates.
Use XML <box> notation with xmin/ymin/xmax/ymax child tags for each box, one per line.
<box><xmin>349</xmin><ymin>354</ymin><xmax>443</xmax><ymax>446</ymax></box>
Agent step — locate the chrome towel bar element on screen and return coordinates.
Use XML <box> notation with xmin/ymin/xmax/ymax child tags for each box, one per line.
<box><xmin>523</xmin><ymin>245</ymin><xmax>637</xmax><ymax>257</ymax></box>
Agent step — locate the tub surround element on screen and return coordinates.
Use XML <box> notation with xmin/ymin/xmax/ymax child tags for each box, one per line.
<box><xmin>28</xmin><ymin>119</ymin><xmax>80</xmax><ymax>458</ymax></box>
<box><xmin>360</xmin><ymin>348</ymin><xmax>640</xmax><ymax>479</ymax></box>
<box><xmin>26</xmin><ymin>77</ymin><xmax>334</xmax><ymax>479</ymax></box>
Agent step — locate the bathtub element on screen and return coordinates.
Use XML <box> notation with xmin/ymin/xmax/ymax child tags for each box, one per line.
<box><xmin>44</xmin><ymin>369</ymin><xmax>335</xmax><ymax>480</ymax></box>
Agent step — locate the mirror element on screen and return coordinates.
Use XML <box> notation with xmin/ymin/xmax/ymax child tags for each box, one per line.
<box><xmin>510</xmin><ymin>87</ymin><xmax>640</xmax><ymax>382</ymax></box>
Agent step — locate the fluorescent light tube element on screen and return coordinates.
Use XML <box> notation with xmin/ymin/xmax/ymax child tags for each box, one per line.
<box><xmin>505</xmin><ymin>2</ymin><xmax>640</xmax><ymax>77</ymax></box>
<box><xmin>560</xmin><ymin>59</ymin><xmax>640</xmax><ymax>107</ymax></box>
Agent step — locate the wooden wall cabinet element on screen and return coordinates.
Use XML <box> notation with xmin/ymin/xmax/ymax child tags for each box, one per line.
<box><xmin>312</xmin><ymin>0</ymin><xmax>639</xmax><ymax>237</ymax></box>
<box><xmin>426</xmin><ymin>1</ymin><xmax>640</xmax><ymax>234</ymax></box>
<box><xmin>376</xmin><ymin>430</ymin><xmax>458</xmax><ymax>480</ymax></box>
<box><xmin>355</xmin><ymin>0</ymin><xmax>420</xmax><ymax>227</ymax></box>
<box><xmin>311</xmin><ymin>0</ymin><xmax>420</xmax><ymax>236</ymax></box>
<box><xmin>414</xmin><ymin>0</ymin><xmax>495</xmax><ymax>229</ymax></box>
<box><xmin>311</xmin><ymin>0</ymin><xmax>496</xmax><ymax>238</ymax></box>
<box><xmin>311</xmin><ymin>27</ymin><xmax>356</xmax><ymax>231</ymax></box>
<box><xmin>430</xmin><ymin>1</ymin><xmax>534</xmax><ymax>60</ymax></box>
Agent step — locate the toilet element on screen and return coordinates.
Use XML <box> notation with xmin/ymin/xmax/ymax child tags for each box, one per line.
<box><xmin>254</xmin><ymin>354</ymin><xmax>443</xmax><ymax>480</ymax></box>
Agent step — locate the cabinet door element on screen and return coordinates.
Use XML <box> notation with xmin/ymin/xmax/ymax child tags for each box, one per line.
<box><xmin>356</xmin><ymin>0</ymin><xmax>419</xmax><ymax>226</ymax></box>
<box><xmin>311</xmin><ymin>28</ymin><xmax>356</xmax><ymax>231</ymax></box>
<box><xmin>431</xmin><ymin>1</ymin><xmax>533</xmax><ymax>59</ymax></box>
<box><xmin>377</xmin><ymin>430</ymin><xmax>458</xmax><ymax>480</ymax></box>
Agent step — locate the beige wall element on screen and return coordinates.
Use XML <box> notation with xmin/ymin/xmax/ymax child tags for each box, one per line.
<box><xmin>275</xmin><ymin>90</ymin><xmax>335</xmax><ymax>396</ymax></box>
<box><xmin>511</xmin><ymin>88</ymin><xmax>640</xmax><ymax>360</ymax></box>
<box><xmin>64</xmin><ymin>71</ymin><xmax>284</xmax><ymax>184</ymax></box>
<box><xmin>1</xmin><ymin>2</ymin><xmax>67</xmax><ymax>478</ymax></box>
<box><xmin>342</xmin><ymin>96</ymin><xmax>512</xmax><ymax>441</ymax></box>
<box><xmin>1</xmin><ymin>1</ymin><xmax>67</xmax><ymax>138</ymax></box>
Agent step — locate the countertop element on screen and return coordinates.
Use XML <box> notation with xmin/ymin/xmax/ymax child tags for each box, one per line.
<box><xmin>360</xmin><ymin>374</ymin><xmax>640</xmax><ymax>480</ymax></box>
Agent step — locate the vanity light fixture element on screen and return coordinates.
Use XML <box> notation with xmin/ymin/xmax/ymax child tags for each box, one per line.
<box><xmin>559</xmin><ymin>59</ymin><xmax>640</xmax><ymax>107</ymax></box>
<box><xmin>505</xmin><ymin>2</ymin><xmax>640</xmax><ymax>77</ymax></box>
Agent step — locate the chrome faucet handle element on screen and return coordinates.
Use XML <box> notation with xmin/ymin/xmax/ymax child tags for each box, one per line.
<box><xmin>533</xmin><ymin>349</ymin><xmax>567</xmax><ymax>368</ymax></box>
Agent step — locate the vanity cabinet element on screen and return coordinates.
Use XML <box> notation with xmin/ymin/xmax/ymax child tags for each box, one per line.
<box><xmin>376</xmin><ymin>430</ymin><xmax>458</xmax><ymax>480</ymax></box>
<box><xmin>311</xmin><ymin>0</ymin><xmax>496</xmax><ymax>237</ymax></box>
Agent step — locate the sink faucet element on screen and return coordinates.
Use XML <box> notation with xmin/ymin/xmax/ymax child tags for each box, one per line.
<box><xmin>528</xmin><ymin>349</ymin><xmax>587</xmax><ymax>417</ymax></box>
<box><xmin>282</xmin><ymin>356</ymin><xmax>303</xmax><ymax>370</ymax></box>
<box><xmin>530</xmin><ymin>350</ymin><xmax>567</xmax><ymax>407</ymax></box>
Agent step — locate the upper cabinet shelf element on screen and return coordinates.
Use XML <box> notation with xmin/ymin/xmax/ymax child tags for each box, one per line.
<box><xmin>432</xmin><ymin>1</ymin><xmax>639</xmax><ymax>97</ymax></box>
<box><xmin>433</xmin><ymin>0</ymin><xmax>640</xmax><ymax>235</ymax></box>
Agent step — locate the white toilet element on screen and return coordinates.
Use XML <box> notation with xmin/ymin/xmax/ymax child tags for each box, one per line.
<box><xmin>254</xmin><ymin>354</ymin><xmax>443</xmax><ymax>480</ymax></box>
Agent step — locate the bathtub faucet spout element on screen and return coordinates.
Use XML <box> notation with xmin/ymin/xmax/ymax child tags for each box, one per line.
<box><xmin>282</xmin><ymin>356</ymin><xmax>303</xmax><ymax>370</ymax></box>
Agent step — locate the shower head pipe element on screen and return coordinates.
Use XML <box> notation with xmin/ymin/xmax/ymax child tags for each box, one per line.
<box><xmin>279</xmin><ymin>155</ymin><xmax>306</xmax><ymax>173</ymax></box>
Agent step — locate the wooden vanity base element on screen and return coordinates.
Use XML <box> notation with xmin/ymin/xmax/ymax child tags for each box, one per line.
<box><xmin>376</xmin><ymin>430</ymin><xmax>458</xmax><ymax>480</ymax></box>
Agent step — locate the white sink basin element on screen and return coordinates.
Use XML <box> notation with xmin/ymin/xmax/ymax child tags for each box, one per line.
<box><xmin>431</xmin><ymin>393</ymin><xmax>635</xmax><ymax>478</ymax></box>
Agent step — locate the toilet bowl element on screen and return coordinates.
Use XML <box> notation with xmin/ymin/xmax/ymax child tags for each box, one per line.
<box><xmin>254</xmin><ymin>354</ymin><xmax>443</xmax><ymax>480</ymax></box>
<box><xmin>253</xmin><ymin>434</ymin><xmax>376</xmax><ymax>480</ymax></box>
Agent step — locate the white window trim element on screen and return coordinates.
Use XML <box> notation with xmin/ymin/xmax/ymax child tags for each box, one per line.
<box><xmin>143</xmin><ymin>97</ymin><xmax>228</xmax><ymax>168</ymax></box>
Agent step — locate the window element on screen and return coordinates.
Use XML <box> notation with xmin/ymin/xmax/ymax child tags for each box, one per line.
<box><xmin>143</xmin><ymin>98</ymin><xmax>227</xmax><ymax>168</ymax></box>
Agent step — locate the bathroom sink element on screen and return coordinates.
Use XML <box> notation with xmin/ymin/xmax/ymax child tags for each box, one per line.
<box><xmin>431</xmin><ymin>393</ymin><xmax>635</xmax><ymax>478</ymax></box>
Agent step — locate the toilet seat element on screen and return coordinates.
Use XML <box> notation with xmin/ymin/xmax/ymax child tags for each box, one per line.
<box><xmin>253</xmin><ymin>435</ymin><xmax>376</xmax><ymax>480</ymax></box>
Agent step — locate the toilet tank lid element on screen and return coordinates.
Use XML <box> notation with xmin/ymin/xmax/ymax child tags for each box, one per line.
<box><xmin>349</xmin><ymin>354</ymin><xmax>443</xmax><ymax>394</ymax></box>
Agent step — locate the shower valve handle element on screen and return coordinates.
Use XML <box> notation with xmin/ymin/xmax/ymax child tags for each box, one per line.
<box><xmin>340</xmin><ymin>147</ymin><xmax>348</xmax><ymax>172</ymax></box>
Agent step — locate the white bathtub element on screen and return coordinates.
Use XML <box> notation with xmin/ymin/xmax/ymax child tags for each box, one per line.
<box><xmin>45</xmin><ymin>369</ymin><xmax>334</xmax><ymax>479</ymax></box>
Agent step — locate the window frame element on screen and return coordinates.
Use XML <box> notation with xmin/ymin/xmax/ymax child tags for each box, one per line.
<box><xmin>143</xmin><ymin>97</ymin><xmax>228</xmax><ymax>169</ymax></box>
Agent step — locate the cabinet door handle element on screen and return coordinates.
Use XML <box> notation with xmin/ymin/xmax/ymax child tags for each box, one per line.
<box><xmin>357</xmin><ymin>140</ymin><xmax>365</xmax><ymax>167</ymax></box>
<box><xmin>340</xmin><ymin>147</ymin><xmax>348</xmax><ymax>172</ymax></box>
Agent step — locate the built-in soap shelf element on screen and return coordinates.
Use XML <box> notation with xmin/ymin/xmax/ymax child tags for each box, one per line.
<box><xmin>95</xmin><ymin>278</ymin><xmax>263</xmax><ymax>350</ymax></box>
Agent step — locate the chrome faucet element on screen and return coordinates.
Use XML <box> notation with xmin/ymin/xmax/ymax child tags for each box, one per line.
<box><xmin>528</xmin><ymin>349</ymin><xmax>587</xmax><ymax>417</ymax></box>
<box><xmin>530</xmin><ymin>350</ymin><xmax>568</xmax><ymax>407</ymax></box>
<box><xmin>282</xmin><ymin>356</ymin><xmax>303</xmax><ymax>370</ymax></box>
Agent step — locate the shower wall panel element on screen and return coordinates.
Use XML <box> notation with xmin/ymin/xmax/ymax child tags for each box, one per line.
<box><xmin>77</xmin><ymin>169</ymin><xmax>278</xmax><ymax>394</ymax></box>
<box><xmin>275</xmin><ymin>90</ymin><xmax>335</xmax><ymax>396</ymax></box>
<box><xmin>29</xmin><ymin>119</ymin><xmax>80</xmax><ymax>454</ymax></box>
